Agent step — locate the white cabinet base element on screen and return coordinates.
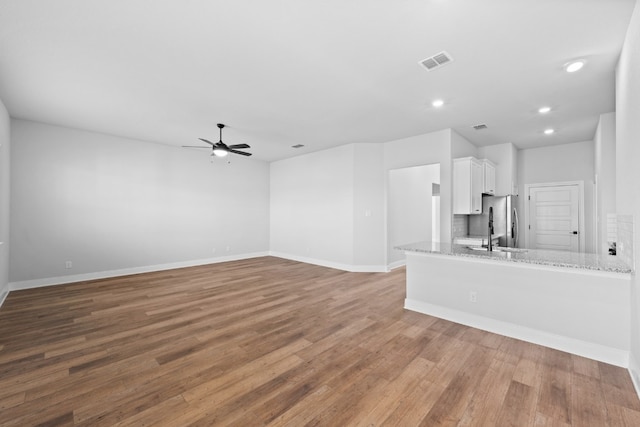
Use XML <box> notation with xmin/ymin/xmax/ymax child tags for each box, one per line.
<box><xmin>404</xmin><ymin>252</ymin><xmax>631</xmax><ymax>367</ymax></box>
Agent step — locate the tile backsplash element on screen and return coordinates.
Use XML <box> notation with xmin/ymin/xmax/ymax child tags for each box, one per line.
<box><xmin>452</xmin><ymin>215</ymin><xmax>468</xmax><ymax>239</ymax></box>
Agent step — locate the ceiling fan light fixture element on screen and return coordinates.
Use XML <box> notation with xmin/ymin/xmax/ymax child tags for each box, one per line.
<box><xmin>184</xmin><ymin>123</ymin><xmax>252</xmax><ymax>158</ymax></box>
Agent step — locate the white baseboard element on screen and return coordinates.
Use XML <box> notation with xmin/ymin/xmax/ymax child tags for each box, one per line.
<box><xmin>268</xmin><ymin>251</ymin><xmax>388</xmax><ymax>273</ymax></box>
<box><xmin>629</xmin><ymin>352</ymin><xmax>640</xmax><ymax>400</ymax></box>
<box><xmin>0</xmin><ymin>288</ymin><xmax>8</xmax><ymax>309</ymax></box>
<box><xmin>8</xmin><ymin>252</ymin><xmax>270</xmax><ymax>291</ymax></box>
<box><xmin>387</xmin><ymin>260</ymin><xmax>406</xmax><ymax>270</ymax></box>
<box><xmin>405</xmin><ymin>298</ymin><xmax>629</xmax><ymax>368</ymax></box>
<box><xmin>5</xmin><ymin>251</ymin><xmax>389</xmax><ymax>298</ymax></box>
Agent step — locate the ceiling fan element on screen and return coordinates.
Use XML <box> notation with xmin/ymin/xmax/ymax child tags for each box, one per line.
<box><xmin>183</xmin><ymin>123</ymin><xmax>252</xmax><ymax>157</ymax></box>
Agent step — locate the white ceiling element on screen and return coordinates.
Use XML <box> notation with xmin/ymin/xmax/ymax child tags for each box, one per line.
<box><xmin>0</xmin><ymin>0</ymin><xmax>635</xmax><ymax>162</ymax></box>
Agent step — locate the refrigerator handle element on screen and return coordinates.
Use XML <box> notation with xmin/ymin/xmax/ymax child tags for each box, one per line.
<box><xmin>512</xmin><ymin>208</ymin><xmax>519</xmax><ymax>247</ymax></box>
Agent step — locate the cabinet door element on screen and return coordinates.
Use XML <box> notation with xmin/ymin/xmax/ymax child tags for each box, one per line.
<box><xmin>453</xmin><ymin>158</ymin><xmax>472</xmax><ymax>214</ymax></box>
<box><xmin>454</xmin><ymin>157</ymin><xmax>484</xmax><ymax>215</ymax></box>
<box><xmin>482</xmin><ymin>160</ymin><xmax>496</xmax><ymax>195</ymax></box>
<box><xmin>471</xmin><ymin>161</ymin><xmax>483</xmax><ymax>214</ymax></box>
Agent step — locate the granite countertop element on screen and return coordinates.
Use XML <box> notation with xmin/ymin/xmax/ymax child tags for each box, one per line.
<box><xmin>396</xmin><ymin>241</ymin><xmax>633</xmax><ymax>274</ymax></box>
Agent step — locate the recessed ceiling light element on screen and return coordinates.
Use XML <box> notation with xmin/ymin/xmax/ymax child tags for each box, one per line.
<box><xmin>538</xmin><ymin>106</ymin><xmax>551</xmax><ymax>114</ymax></box>
<box><xmin>544</xmin><ymin>128</ymin><xmax>555</xmax><ymax>135</ymax></box>
<box><xmin>565</xmin><ymin>60</ymin><xmax>585</xmax><ymax>73</ymax></box>
<box><xmin>432</xmin><ymin>99</ymin><xmax>444</xmax><ymax>108</ymax></box>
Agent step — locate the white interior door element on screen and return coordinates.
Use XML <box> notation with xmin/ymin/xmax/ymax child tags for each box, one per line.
<box><xmin>528</xmin><ymin>184</ymin><xmax>581</xmax><ymax>252</ymax></box>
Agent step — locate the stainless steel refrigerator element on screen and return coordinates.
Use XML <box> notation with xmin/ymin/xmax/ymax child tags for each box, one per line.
<box><xmin>468</xmin><ymin>195</ymin><xmax>520</xmax><ymax>248</ymax></box>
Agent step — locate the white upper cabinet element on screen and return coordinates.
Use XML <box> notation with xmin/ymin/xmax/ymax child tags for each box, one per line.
<box><xmin>481</xmin><ymin>159</ymin><xmax>496</xmax><ymax>195</ymax></box>
<box><xmin>453</xmin><ymin>157</ymin><xmax>483</xmax><ymax>215</ymax></box>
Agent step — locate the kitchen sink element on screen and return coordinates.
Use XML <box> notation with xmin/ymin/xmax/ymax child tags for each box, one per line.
<box><xmin>466</xmin><ymin>246</ymin><xmax>528</xmax><ymax>253</ymax></box>
<box><xmin>466</xmin><ymin>246</ymin><xmax>499</xmax><ymax>252</ymax></box>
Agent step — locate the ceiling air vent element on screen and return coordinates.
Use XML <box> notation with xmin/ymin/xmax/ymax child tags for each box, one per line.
<box><xmin>291</xmin><ymin>144</ymin><xmax>304</xmax><ymax>148</ymax></box>
<box><xmin>419</xmin><ymin>51</ymin><xmax>453</xmax><ymax>71</ymax></box>
<box><xmin>472</xmin><ymin>124</ymin><xmax>488</xmax><ymax>130</ymax></box>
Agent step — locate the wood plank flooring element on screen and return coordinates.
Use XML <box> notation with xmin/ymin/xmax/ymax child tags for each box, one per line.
<box><xmin>0</xmin><ymin>256</ymin><xmax>639</xmax><ymax>426</ymax></box>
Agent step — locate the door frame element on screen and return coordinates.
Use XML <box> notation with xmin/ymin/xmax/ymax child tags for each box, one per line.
<box><xmin>523</xmin><ymin>180</ymin><xmax>585</xmax><ymax>252</ymax></box>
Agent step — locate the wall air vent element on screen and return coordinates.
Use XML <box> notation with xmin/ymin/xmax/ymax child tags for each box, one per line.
<box><xmin>419</xmin><ymin>51</ymin><xmax>453</xmax><ymax>71</ymax></box>
<box><xmin>291</xmin><ymin>144</ymin><xmax>305</xmax><ymax>148</ymax></box>
<box><xmin>472</xmin><ymin>124</ymin><xmax>488</xmax><ymax>130</ymax></box>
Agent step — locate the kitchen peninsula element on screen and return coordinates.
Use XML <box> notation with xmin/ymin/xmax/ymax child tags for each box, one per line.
<box><xmin>397</xmin><ymin>241</ymin><xmax>633</xmax><ymax>367</ymax></box>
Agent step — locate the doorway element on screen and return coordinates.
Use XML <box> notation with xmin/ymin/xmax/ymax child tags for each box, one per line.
<box><xmin>524</xmin><ymin>181</ymin><xmax>585</xmax><ymax>252</ymax></box>
<box><xmin>387</xmin><ymin>163</ymin><xmax>440</xmax><ymax>267</ymax></box>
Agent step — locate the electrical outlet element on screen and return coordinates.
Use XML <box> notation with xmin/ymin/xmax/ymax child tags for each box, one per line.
<box><xmin>65</xmin><ymin>261</ymin><xmax>73</xmax><ymax>269</ymax></box>
<box><xmin>469</xmin><ymin>291</ymin><xmax>477</xmax><ymax>303</ymax></box>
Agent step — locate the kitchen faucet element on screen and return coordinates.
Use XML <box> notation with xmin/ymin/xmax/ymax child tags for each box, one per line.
<box><xmin>488</xmin><ymin>206</ymin><xmax>494</xmax><ymax>251</ymax></box>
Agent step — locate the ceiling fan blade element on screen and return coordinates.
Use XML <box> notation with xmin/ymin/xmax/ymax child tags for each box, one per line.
<box><xmin>182</xmin><ymin>145</ymin><xmax>211</xmax><ymax>148</ymax></box>
<box><xmin>229</xmin><ymin>149</ymin><xmax>252</xmax><ymax>156</ymax></box>
<box><xmin>198</xmin><ymin>138</ymin><xmax>215</xmax><ymax>146</ymax></box>
<box><xmin>228</xmin><ymin>143</ymin><xmax>250</xmax><ymax>149</ymax></box>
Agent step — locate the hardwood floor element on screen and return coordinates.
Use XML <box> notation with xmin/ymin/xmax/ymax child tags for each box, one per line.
<box><xmin>0</xmin><ymin>256</ymin><xmax>639</xmax><ymax>426</ymax></box>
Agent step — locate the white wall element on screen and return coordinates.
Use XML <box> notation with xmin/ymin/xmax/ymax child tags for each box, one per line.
<box><xmin>384</xmin><ymin>129</ymin><xmax>452</xmax><ymax>246</ymax></box>
<box><xmin>517</xmin><ymin>140</ymin><xmax>596</xmax><ymax>253</ymax></box>
<box><xmin>594</xmin><ymin>112</ymin><xmax>617</xmax><ymax>256</ymax></box>
<box><xmin>9</xmin><ymin>119</ymin><xmax>270</xmax><ymax>285</ymax></box>
<box><xmin>0</xmin><ymin>98</ymin><xmax>9</xmax><ymax>304</ymax></box>
<box><xmin>615</xmin><ymin>0</ymin><xmax>640</xmax><ymax>395</ymax></box>
<box><xmin>353</xmin><ymin>143</ymin><xmax>386</xmax><ymax>267</ymax></box>
<box><xmin>270</xmin><ymin>144</ymin><xmax>356</xmax><ymax>268</ymax></box>
<box><xmin>478</xmin><ymin>143</ymin><xmax>518</xmax><ymax>196</ymax></box>
<box><xmin>388</xmin><ymin>163</ymin><xmax>440</xmax><ymax>265</ymax></box>
<box><xmin>450</xmin><ymin>130</ymin><xmax>478</xmax><ymax>159</ymax></box>
<box><xmin>270</xmin><ymin>128</ymin><xmax>458</xmax><ymax>270</ymax></box>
